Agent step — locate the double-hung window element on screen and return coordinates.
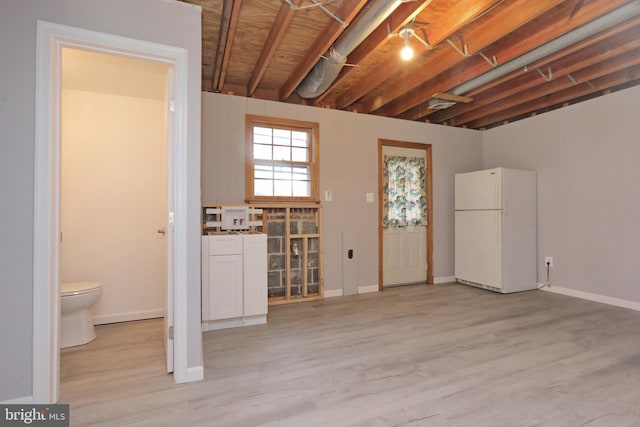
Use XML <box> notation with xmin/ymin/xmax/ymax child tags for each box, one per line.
<box><xmin>245</xmin><ymin>115</ymin><xmax>319</xmax><ymax>202</ymax></box>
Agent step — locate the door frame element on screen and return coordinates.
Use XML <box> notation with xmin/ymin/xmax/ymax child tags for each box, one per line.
<box><xmin>378</xmin><ymin>139</ymin><xmax>433</xmax><ymax>290</ymax></box>
<box><xmin>33</xmin><ymin>20</ymin><xmax>189</xmax><ymax>403</ymax></box>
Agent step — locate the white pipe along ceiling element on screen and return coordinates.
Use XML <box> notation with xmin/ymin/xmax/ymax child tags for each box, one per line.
<box><xmin>441</xmin><ymin>1</ymin><xmax>640</xmax><ymax>105</ymax></box>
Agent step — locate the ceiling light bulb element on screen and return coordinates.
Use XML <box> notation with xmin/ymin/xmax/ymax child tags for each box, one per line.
<box><xmin>400</xmin><ymin>29</ymin><xmax>413</xmax><ymax>61</ymax></box>
<box><xmin>401</xmin><ymin>45</ymin><xmax>413</xmax><ymax>61</ymax></box>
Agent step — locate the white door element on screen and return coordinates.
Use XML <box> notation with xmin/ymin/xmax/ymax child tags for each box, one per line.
<box><xmin>382</xmin><ymin>146</ymin><xmax>428</xmax><ymax>287</ymax></box>
<box><xmin>383</xmin><ymin>226</ymin><xmax>427</xmax><ymax>286</ymax></box>
<box><xmin>454</xmin><ymin>210</ymin><xmax>502</xmax><ymax>288</ymax></box>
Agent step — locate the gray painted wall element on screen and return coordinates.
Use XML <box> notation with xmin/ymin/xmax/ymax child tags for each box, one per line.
<box><xmin>0</xmin><ymin>0</ymin><xmax>202</xmax><ymax>401</ymax></box>
<box><xmin>201</xmin><ymin>93</ymin><xmax>483</xmax><ymax>293</ymax></box>
<box><xmin>483</xmin><ymin>85</ymin><xmax>640</xmax><ymax>303</ymax></box>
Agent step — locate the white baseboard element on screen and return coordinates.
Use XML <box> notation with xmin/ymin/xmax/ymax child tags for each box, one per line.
<box><xmin>201</xmin><ymin>315</ymin><xmax>267</xmax><ymax>332</ymax></box>
<box><xmin>358</xmin><ymin>285</ymin><xmax>379</xmax><ymax>294</ymax></box>
<box><xmin>434</xmin><ymin>276</ymin><xmax>456</xmax><ymax>284</ymax></box>
<box><xmin>1</xmin><ymin>395</ymin><xmax>33</xmax><ymax>404</ymax></box>
<box><xmin>324</xmin><ymin>289</ymin><xmax>343</xmax><ymax>298</ymax></box>
<box><xmin>540</xmin><ymin>284</ymin><xmax>640</xmax><ymax>312</ymax></box>
<box><xmin>94</xmin><ymin>308</ymin><xmax>164</xmax><ymax>325</ymax></box>
<box><xmin>185</xmin><ymin>365</ymin><xmax>204</xmax><ymax>382</ymax></box>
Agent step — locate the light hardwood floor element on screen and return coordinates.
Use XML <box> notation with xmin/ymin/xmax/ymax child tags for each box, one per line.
<box><xmin>60</xmin><ymin>284</ymin><xmax>640</xmax><ymax>426</ymax></box>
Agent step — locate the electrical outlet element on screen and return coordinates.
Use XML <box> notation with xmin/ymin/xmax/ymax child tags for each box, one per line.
<box><xmin>545</xmin><ymin>256</ymin><xmax>554</xmax><ymax>267</ymax></box>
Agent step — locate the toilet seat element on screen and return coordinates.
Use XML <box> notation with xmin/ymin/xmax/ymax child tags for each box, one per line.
<box><xmin>61</xmin><ymin>281</ymin><xmax>102</xmax><ymax>297</ymax></box>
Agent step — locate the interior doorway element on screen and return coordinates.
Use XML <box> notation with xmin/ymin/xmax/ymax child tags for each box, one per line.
<box><xmin>378</xmin><ymin>139</ymin><xmax>433</xmax><ymax>290</ymax></box>
<box><xmin>58</xmin><ymin>46</ymin><xmax>172</xmax><ymax>385</ymax></box>
<box><xmin>33</xmin><ymin>21</ymin><xmax>192</xmax><ymax>403</ymax></box>
<box><xmin>60</xmin><ymin>47</ymin><xmax>169</xmax><ymax>327</ymax></box>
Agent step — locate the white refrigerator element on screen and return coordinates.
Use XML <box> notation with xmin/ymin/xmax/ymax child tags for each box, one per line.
<box><xmin>454</xmin><ymin>167</ymin><xmax>537</xmax><ymax>293</ymax></box>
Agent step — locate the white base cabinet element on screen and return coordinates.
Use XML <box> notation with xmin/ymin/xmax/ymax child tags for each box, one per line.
<box><xmin>202</xmin><ymin>233</ymin><xmax>267</xmax><ymax>331</ymax></box>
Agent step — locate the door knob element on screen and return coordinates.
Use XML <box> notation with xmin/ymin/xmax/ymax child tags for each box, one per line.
<box><xmin>157</xmin><ymin>227</ymin><xmax>166</xmax><ymax>235</ymax></box>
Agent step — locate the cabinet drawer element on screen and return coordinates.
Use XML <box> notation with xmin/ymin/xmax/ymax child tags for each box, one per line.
<box><xmin>207</xmin><ymin>234</ymin><xmax>243</xmax><ymax>255</ymax></box>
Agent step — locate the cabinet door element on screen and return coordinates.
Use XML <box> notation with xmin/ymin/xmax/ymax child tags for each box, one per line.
<box><xmin>243</xmin><ymin>234</ymin><xmax>268</xmax><ymax>316</ymax></box>
<box><xmin>206</xmin><ymin>254</ymin><xmax>243</xmax><ymax>320</ymax></box>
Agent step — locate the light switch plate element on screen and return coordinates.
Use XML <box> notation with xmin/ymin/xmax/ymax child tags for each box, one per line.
<box><xmin>366</xmin><ymin>193</ymin><xmax>375</xmax><ymax>203</ymax></box>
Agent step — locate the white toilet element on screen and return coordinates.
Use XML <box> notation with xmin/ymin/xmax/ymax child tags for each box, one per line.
<box><xmin>60</xmin><ymin>282</ymin><xmax>103</xmax><ymax>348</ymax></box>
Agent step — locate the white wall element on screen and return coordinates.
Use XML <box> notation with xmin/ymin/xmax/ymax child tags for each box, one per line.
<box><xmin>0</xmin><ymin>0</ymin><xmax>201</xmax><ymax>401</ymax></box>
<box><xmin>61</xmin><ymin>88</ymin><xmax>166</xmax><ymax>324</ymax></box>
<box><xmin>202</xmin><ymin>93</ymin><xmax>483</xmax><ymax>293</ymax></box>
<box><xmin>483</xmin><ymin>85</ymin><xmax>640</xmax><ymax>303</ymax></box>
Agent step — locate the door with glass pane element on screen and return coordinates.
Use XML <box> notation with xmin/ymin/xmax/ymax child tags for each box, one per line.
<box><xmin>379</xmin><ymin>141</ymin><xmax>433</xmax><ymax>288</ymax></box>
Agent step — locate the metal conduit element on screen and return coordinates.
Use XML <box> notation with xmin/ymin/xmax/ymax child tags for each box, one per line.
<box><xmin>449</xmin><ymin>1</ymin><xmax>640</xmax><ymax>97</ymax></box>
<box><xmin>297</xmin><ymin>0</ymin><xmax>405</xmax><ymax>99</ymax></box>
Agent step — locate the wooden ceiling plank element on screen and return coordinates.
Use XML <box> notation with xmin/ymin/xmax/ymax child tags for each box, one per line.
<box><xmin>217</xmin><ymin>0</ymin><xmax>243</xmax><ymax>92</ymax></box>
<box><xmin>469</xmin><ymin>73</ymin><xmax>640</xmax><ymax>129</ymax></box>
<box><xmin>466</xmin><ymin>62</ymin><xmax>640</xmax><ymax>129</ymax></box>
<box><xmin>361</xmin><ymin>0</ymin><xmax>565</xmax><ymax>114</ymax></box>
<box><xmin>313</xmin><ymin>0</ymin><xmax>434</xmax><ymax>105</ymax></box>
<box><xmin>432</xmin><ymin>92</ymin><xmax>473</xmax><ymax>103</ymax></box>
<box><xmin>372</xmin><ymin>0</ymin><xmax>631</xmax><ymax>118</ymax></box>
<box><xmin>460</xmin><ymin>0</ymin><xmax>565</xmax><ymax>55</ymax></box>
<box><xmin>386</xmin><ymin>56</ymin><xmax>487</xmax><ymax>121</ymax></box>
<box><xmin>335</xmin><ymin>46</ymin><xmax>430</xmax><ymax>110</ymax></box>
<box><xmin>278</xmin><ymin>0</ymin><xmax>369</xmax><ymax>101</ymax></box>
<box><xmin>223</xmin><ymin>82</ymin><xmax>280</xmax><ymax>100</ymax></box>
<box><xmin>211</xmin><ymin>0</ymin><xmax>232</xmax><ymax>90</ymax></box>
<box><xmin>247</xmin><ymin>0</ymin><xmax>300</xmax><ymax>96</ymax></box>
<box><xmin>453</xmin><ymin>48</ymin><xmax>640</xmax><ymax>125</ymax></box>
<box><xmin>464</xmin><ymin>10</ymin><xmax>640</xmax><ymax>98</ymax></box>
<box><xmin>334</xmin><ymin>0</ymin><xmax>511</xmax><ymax>110</ymax></box>
<box><xmin>426</xmin><ymin>24</ymin><xmax>640</xmax><ymax>123</ymax></box>
<box><xmin>424</xmin><ymin>0</ymin><xmax>502</xmax><ymax>47</ymax></box>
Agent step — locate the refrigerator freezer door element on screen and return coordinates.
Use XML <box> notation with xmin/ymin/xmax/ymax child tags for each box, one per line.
<box><xmin>455</xmin><ymin>168</ymin><xmax>502</xmax><ymax>210</ymax></box>
<box><xmin>455</xmin><ymin>210</ymin><xmax>502</xmax><ymax>289</ymax></box>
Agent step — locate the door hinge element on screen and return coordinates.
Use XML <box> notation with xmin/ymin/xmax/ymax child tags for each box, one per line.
<box><xmin>168</xmin><ymin>326</ymin><xmax>174</xmax><ymax>340</ymax></box>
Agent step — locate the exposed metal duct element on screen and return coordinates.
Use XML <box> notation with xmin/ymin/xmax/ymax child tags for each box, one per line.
<box><xmin>297</xmin><ymin>0</ymin><xmax>406</xmax><ymax>99</ymax></box>
<box><xmin>446</xmin><ymin>1</ymin><xmax>640</xmax><ymax>100</ymax></box>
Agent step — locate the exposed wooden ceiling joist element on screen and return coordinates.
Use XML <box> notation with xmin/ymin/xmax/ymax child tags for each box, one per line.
<box><xmin>336</xmin><ymin>0</ymin><xmax>504</xmax><ymax>110</ymax></box>
<box><xmin>183</xmin><ymin>0</ymin><xmax>640</xmax><ymax>130</ymax></box>
<box><xmin>454</xmin><ymin>47</ymin><xmax>640</xmax><ymax>126</ymax></box>
<box><xmin>247</xmin><ymin>0</ymin><xmax>301</xmax><ymax>96</ymax></box>
<box><xmin>364</xmin><ymin>0</ymin><xmax>567</xmax><ymax>115</ymax></box>
<box><xmin>278</xmin><ymin>0</ymin><xmax>369</xmax><ymax>101</ymax></box>
<box><xmin>312</xmin><ymin>0</ymin><xmax>435</xmax><ymax>106</ymax></box>
<box><xmin>468</xmin><ymin>64</ymin><xmax>640</xmax><ymax>129</ymax></box>
<box><xmin>462</xmin><ymin>16</ymin><xmax>640</xmax><ymax>99</ymax></box>
<box><xmin>213</xmin><ymin>0</ymin><xmax>242</xmax><ymax>92</ymax></box>
<box><xmin>378</xmin><ymin>0</ymin><xmax>634</xmax><ymax>120</ymax></box>
<box><xmin>427</xmin><ymin>24</ymin><xmax>640</xmax><ymax>124</ymax></box>
<box><xmin>423</xmin><ymin>0</ymin><xmax>502</xmax><ymax>47</ymax></box>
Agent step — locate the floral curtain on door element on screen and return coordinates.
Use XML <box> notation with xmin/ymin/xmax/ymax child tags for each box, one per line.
<box><xmin>383</xmin><ymin>155</ymin><xmax>427</xmax><ymax>227</ymax></box>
